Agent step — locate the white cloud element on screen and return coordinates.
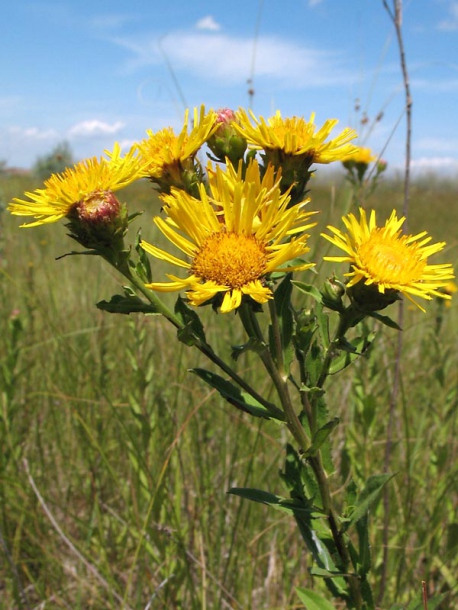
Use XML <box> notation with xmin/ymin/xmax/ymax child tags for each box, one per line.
<box><xmin>196</xmin><ymin>16</ymin><xmax>221</xmax><ymax>32</ymax></box>
<box><xmin>410</xmin><ymin>156</ymin><xmax>458</xmax><ymax>172</ymax></box>
<box><xmin>115</xmin><ymin>31</ymin><xmax>352</xmax><ymax>88</ymax></box>
<box><xmin>68</xmin><ymin>120</ymin><xmax>125</xmax><ymax>137</ymax></box>
<box><xmin>415</xmin><ymin>136</ymin><xmax>458</xmax><ymax>154</ymax></box>
<box><xmin>437</xmin><ymin>1</ymin><xmax>458</xmax><ymax>30</ymax></box>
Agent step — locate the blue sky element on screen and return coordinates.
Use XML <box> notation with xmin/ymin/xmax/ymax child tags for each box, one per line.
<box><xmin>2</xmin><ymin>0</ymin><xmax>458</xmax><ymax>174</ymax></box>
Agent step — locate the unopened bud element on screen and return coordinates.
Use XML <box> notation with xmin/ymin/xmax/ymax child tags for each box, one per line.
<box><xmin>207</xmin><ymin>108</ymin><xmax>247</xmax><ymax>165</ymax></box>
<box><xmin>376</xmin><ymin>159</ymin><xmax>387</xmax><ymax>173</ymax></box>
<box><xmin>321</xmin><ymin>276</ymin><xmax>346</xmax><ymax>311</ymax></box>
<box><xmin>67</xmin><ymin>190</ymin><xmax>128</xmax><ymax>250</ymax></box>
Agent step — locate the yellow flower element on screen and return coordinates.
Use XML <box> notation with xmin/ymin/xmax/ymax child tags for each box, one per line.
<box><xmin>348</xmin><ymin>147</ymin><xmax>377</xmax><ymax>164</ymax></box>
<box><xmin>8</xmin><ymin>143</ymin><xmax>142</xmax><ymax>227</ymax></box>
<box><xmin>322</xmin><ymin>208</ymin><xmax>455</xmax><ymax>311</ymax></box>
<box><xmin>234</xmin><ymin>109</ymin><xmax>358</xmax><ymax>164</ymax></box>
<box><xmin>136</xmin><ymin>106</ymin><xmax>217</xmax><ymax>188</ymax></box>
<box><xmin>141</xmin><ymin>160</ymin><xmax>317</xmax><ymax>313</ymax></box>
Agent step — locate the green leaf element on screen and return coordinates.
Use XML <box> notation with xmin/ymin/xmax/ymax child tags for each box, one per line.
<box><xmin>271</xmin><ymin>273</ymin><xmax>294</xmax><ymax>372</ymax></box>
<box><xmin>228</xmin><ymin>487</ymin><xmax>313</xmax><ymax>515</ymax></box>
<box><xmin>231</xmin><ymin>337</ymin><xmax>266</xmax><ymax>361</ymax></box>
<box><xmin>356</xmin><ymin>513</ymin><xmax>371</xmax><ymax>576</ymax></box>
<box><xmin>343</xmin><ymin>473</ymin><xmax>396</xmax><ymax>532</ymax></box>
<box><xmin>134</xmin><ymin>229</ymin><xmax>153</xmax><ymax>283</ymax></box>
<box><xmin>316</xmin><ymin>303</ymin><xmax>331</xmax><ymax>351</ymax></box>
<box><xmin>296</xmin><ymin>587</ymin><xmax>336</xmax><ymax>610</ymax></box>
<box><xmin>175</xmin><ymin>297</ymin><xmax>206</xmax><ymax>346</ymax></box>
<box><xmin>309</xmin><ymin>566</ymin><xmax>348</xmax><ymax>578</ymax></box>
<box><xmin>304</xmin><ymin>418</ymin><xmax>339</xmax><ymax>457</ymax></box>
<box><xmin>96</xmin><ymin>287</ymin><xmax>160</xmax><ymax>315</ymax></box>
<box><xmin>190</xmin><ymin>368</ymin><xmax>285</xmax><ymax>421</ymax></box>
<box><xmin>292</xmin><ymin>281</ymin><xmax>323</xmax><ymax>304</ymax></box>
<box><xmin>367</xmin><ymin>310</ymin><xmax>402</xmax><ymax>330</ymax></box>
<box><xmin>328</xmin><ymin>334</ymin><xmax>375</xmax><ymax>375</ymax></box>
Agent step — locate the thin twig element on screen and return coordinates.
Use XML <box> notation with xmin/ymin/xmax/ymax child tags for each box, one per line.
<box><xmin>23</xmin><ymin>459</ymin><xmax>132</xmax><ymax>610</ymax></box>
<box><xmin>379</xmin><ymin>1</ymin><xmax>412</xmax><ymax>605</ymax></box>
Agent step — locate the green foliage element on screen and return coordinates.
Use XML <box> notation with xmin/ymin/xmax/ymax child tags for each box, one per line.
<box><xmin>33</xmin><ymin>140</ymin><xmax>74</xmax><ymax>180</ymax></box>
<box><xmin>0</xmin><ymin>175</ymin><xmax>457</xmax><ymax>608</ymax></box>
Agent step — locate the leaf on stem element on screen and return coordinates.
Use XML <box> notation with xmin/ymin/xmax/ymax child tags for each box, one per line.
<box><xmin>228</xmin><ymin>487</ymin><xmax>313</xmax><ymax>515</ymax></box>
<box><xmin>96</xmin><ymin>287</ymin><xmax>161</xmax><ymax>315</ymax></box>
<box><xmin>292</xmin><ymin>281</ymin><xmax>323</xmax><ymax>304</ymax></box>
<box><xmin>175</xmin><ymin>297</ymin><xmax>207</xmax><ymax>346</ymax></box>
<box><xmin>342</xmin><ymin>473</ymin><xmax>396</xmax><ymax>533</ymax></box>
<box><xmin>304</xmin><ymin>418</ymin><xmax>340</xmax><ymax>457</ymax></box>
<box><xmin>134</xmin><ymin>229</ymin><xmax>153</xmax><ymax>283</ymax></box>
<box><xmin>328</xmin><ymin>333</ymin><xmax>375</xmax><ymax>375</ymax></box>
<box><xmin>296</xmin><ymin>587</ymin><xmax>337</xmax><ymax>610</ymax></box>
<box><xmin>190</xmin><ymin>368</ymin><xmax>285</xmax><ymax>421</ymax></box>
<box><xmin>270</xmin><ymin>273</ymin><xmax>294</xmax><ymax>371</ymax></box>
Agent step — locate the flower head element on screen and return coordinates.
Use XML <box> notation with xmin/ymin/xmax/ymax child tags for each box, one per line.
<box><xmin>233</xmin><ymin>109</ymin><xmax>358</xmax><ymax>203</ymax></box>
<box><xmin>349</xmin><ymin>147</ymin><xmax>377</xmax><ymax>165</ymax></box>
<box><xmin>8</xmin><ymin>143</ymin><xmax>142</xmax><ymax>227</ymax></box>
<box><xmin>322</xmin><ymin>208</ymin><xmax>455</xmax><ymax>311</ymax></box>
<box><xmin>141</xmin><ymin>160</ymin><xmax>316</xmax><ymax>313</ymax></box>
<box><xmin>136</xmin><ymin>106</ymin><xmax>217</xmax><ymax>193</ymax></box>
<box><xmin>234</xmin><ymin>109</ymin><xmax>358</xmax><ymax>165</ymax></box>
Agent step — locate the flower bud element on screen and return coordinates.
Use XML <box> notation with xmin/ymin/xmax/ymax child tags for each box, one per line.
<box><xmin>376</xmin><ymin>159</ymin><xmax>387</xmax><ymax>174</ymax></box>
<box><xmin>321</xmin><ymin>276</ymin><xmax>346</xmax><ymax>311</ymax></box>
<box><xmin>207</xmin><ymin>108</ymin><xmax>247</xmax><ymax>165</ymax></box>
<box><xmin>67</xmin><ymin>190</ymin><xmax>128</xmax><ymax>251</ymax></box>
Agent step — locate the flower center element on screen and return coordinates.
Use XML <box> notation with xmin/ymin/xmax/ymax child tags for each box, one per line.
<box><xmin>358</xmin><ymin>229</ymin><xmax>426</xmax><ymax>285</ymax></box>
<box><xmin>191</xmin><ymin>232</ymin><xmax>268</xmax><ymax>287</ymax></box>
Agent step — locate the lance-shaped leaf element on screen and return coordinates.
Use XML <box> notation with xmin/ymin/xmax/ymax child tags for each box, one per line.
<box><xmin>342</xmin><ymin>473</ymin><xmax>396</xmax><ymax>533</ymax></box>
<box><xmin>269</xmin><ymin>273</ymin><xmax>294</xmax><ymax>372</ymax></box>
<box><xmin>296</xmin><ymin>587</ymin><xmax>338</xmax><ymax>610</ymax></box>
<box><xmin>292</xmin><ymin>281</ymin><xmax>323</xmax><ymax>304</ymax></box>
<box><xmin>304</xmin><ymin>418</ymin><xmax>340</xmax><ymax>457</ymax></box>
<box><xmin>190</xmin><ymin>368</ymin><xmax>285</xmax><ymax>421</ymax></box>
<box><xmin>175</xmin><ymin>296</ymin><xmax>206</xmax><ymax>346</ymax></box>
<box><xmin>228</xmin><ymin>487</ymin><xmax>313</xmax><ymax>515</ymax></box>
<box><xmin>328</xmin><ymin>333</ymin><xmax>375</xmax><ymax>375</ymax></box>
<box><xmin>134</xmin><ymin>229</ymin><xmax>153</xmax><ymax>283</ymax></box>
<box><xmin>97</xmin><ymin>286</ymin><xmax>161</xmax><ymax>315</ymax></box>
<box><xmin>367</xmin><ymin>310</ymin><xmax>402</xmax><ymax>331</ymax></box>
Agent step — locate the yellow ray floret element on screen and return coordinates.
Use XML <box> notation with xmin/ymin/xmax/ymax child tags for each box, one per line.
<box><xmin>322</xmin><ymin>208</ymin><xmax>455</xmax><ymax>311</ymax></box>
<box><xmin>234</xmin><ymin>109</ymin><xmax>359</xmax><ymax>164</ymax></box>
<box><xmin>8</xmin><ymin>143</ymin><xmax>143</xmax><ymax>227</ymax></box>
<box><xmin>141</xmin><ymin>160</ymin><xmax>317</xmax><ymax>313</ymax></box>
<box><xmin>136</xmin><ymin>106</ymin><xmax>217</xmax><ymax>181</ymax></box>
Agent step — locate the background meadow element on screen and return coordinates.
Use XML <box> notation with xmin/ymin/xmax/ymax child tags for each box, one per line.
<box><xmin>0</xmin><ymin>170</ymin><xmax>457</xmax><ymax>609</ymax></box>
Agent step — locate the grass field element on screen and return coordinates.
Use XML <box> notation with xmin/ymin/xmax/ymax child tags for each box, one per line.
<box><xmin>0</xmin><ymin>172</ymin><xmax>457</xmax><ymax>609</ymax></box>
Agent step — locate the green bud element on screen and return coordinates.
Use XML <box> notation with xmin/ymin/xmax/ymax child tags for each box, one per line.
<box><xmin>207</xmin><ymin>108</ymin><xmax>247</xmax><ymax>165</ymax></box>
<box><xmin>321</xmin><ymin>276</ymin><xmax>346</xmax><ymax>312</ymax></box>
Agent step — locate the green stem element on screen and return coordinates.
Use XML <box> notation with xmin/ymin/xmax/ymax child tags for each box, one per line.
<box><xmin>309</xmin><ymin>453</ymin><xmax>364</xmax><ymax>609</ymax></box>
<box><xmin>239</xmin><ymin>303</ymin><xmax>310</xmax><ymax>452</ymax></box>
<box><xmin>116</xmin><ymin>260</ymin><xmax>283</xmax><ymax>420</ymax></box>
<box><xmin>316</xmin><ymin>306</ymin><xmax>361</xmax><ymax>389</ymax></box>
